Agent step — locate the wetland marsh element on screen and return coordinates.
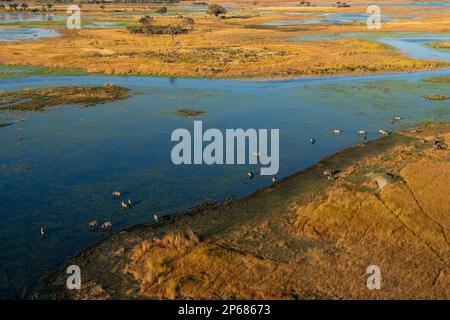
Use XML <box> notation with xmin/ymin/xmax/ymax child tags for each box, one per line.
<box><xmin>0</xmin><ymin>0</ymin><xmax>449</xmax><ymax>299</ymax></box>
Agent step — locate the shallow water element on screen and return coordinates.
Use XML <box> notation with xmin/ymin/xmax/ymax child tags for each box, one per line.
<box><xmin>0</xmin><ymin>68</ymin><xmax>450</xmax><ymax>298</ymax></box>
<box><xmin>264</xmin><ymin>12</ymin><xmax>395</xmax><ymax>25</ymax></box>
<box><xmin>176</xmin><ymin>5</ymin><xmax>208</xmax><ymax>10</ymax></box>
<box><xmin>264</xmin><ymin>20</ymin><xmax>305</xmax><ymax>26</ymax></box>
<box><xmin>0</xmin><ymin>12</ymin><xmax>63</xmax><ymax>42</ymax></box>
<box><xmin>0</xmin><ymin>27</ymin><xmax>59</xmax><ymax>42</ymax></box>
<box><xmin>0</xmin><ymin>13</ymin><xmax>64</xmax><ymax>23</ymax></box>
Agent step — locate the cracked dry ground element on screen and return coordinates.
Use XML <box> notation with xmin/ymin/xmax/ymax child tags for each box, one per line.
<box><xmin>39</xmin><ymin>123</ymin><xmax>449</xmax><ymax>300</ymax></box>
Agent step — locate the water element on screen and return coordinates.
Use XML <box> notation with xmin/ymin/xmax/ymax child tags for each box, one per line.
<box><xmin>264</xmin><ymin>12</ymin><xmax>395</xmax><ymax>25</ymax></box>
<box><xmin>0</xmin><ymin>27</ymin><xmax>59</xmax><ymax>42</ymax></box>
<box><xmin>0</xmin><ymin>13</ymin><xmax>64</xmax><ymax>23</ymax></box>
<box><xmin>0</xmin><ymin>12</ymin><xmax>62</xmax><ymax>42</ymax></box>
<box><xmin>325</xmin><ymin>13</ymin><xmax>395</xmax><ymax>23</ymax></box>
<box><xmin>264</xmin><ymin>20</ymin><xmax>305</xmax><ymax>26</ymax></box>
<box><xmin>176</xmin><ymin>5</ymin><xmax>208</xmax><ymax>10</ymax></box>
<box><xmin>1</xmin><ymin>68</ymin><xmax>450</xmax><ymax>298</ymax></box>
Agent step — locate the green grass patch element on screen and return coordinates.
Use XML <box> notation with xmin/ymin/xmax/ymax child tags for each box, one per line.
<box><xmin>0</xmin><ymin>65</ymin><xmax>88</xmax><ymax>80</ymax></box>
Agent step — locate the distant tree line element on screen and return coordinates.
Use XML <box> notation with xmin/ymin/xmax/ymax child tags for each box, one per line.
<box><xmin>0</xmin><ymin>3</ymin><xmax>30</xmax><ymax>10</ymax></box>
<box><xmin>0</xmin><ymin>3</ymin><xmax>56</xmax><ymax>12</ymax></box>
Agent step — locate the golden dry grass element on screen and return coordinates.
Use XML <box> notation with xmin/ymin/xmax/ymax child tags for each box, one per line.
<box><xmin>1</xmin><ymin>4</ymin><xmax>449</xmax><ymax>79</ymax></box>
<box><xmin>431</xmin><ymin>42</ymin><xmax>450</xmax><ymax>49</ymax></box>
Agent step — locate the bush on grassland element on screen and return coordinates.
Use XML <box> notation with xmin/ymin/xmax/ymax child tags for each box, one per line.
<box><xmin>127</xmin><ymin>23</ymin><xmax>188</xmax><ymax>35</ymax></box>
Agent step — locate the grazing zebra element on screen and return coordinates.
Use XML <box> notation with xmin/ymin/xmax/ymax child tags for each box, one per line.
<box><xmin>101</xmin><ymin>221</ymin><xmax>112</xmax><ymax>231</ymax></box>
<box><xmin>323</xmin><ymin>169</ymin><xmax>334</xmax><ymax>177</ymax></box>
<box><xmin>358</xmin><ymin>130</ymin><xmax>367</xmax><ymax>136</ymax></box>
<box><xmin>112</xmin><ymin>191</ymin><xmax>121</xmax><ymax>200</ymax></box>
<box><xmin>88</xmin><ymin>220</ymin><xmax>98</xmax><ymax>229</ymax></box>
<box><xmin>432</xmin><ymin>139</ymin><xmax>446</xmax><ymax>151</ymax></box>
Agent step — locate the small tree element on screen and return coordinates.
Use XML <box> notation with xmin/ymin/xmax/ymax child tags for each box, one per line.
<box><xmin>9</xmin><ymin>3</ymin><xmax>18</xmax><ymax>10</ymax></box>
<box><xmin>156</xmin><ymin>6</ymin><xmax>167</xmax><ymax>15</ymax></box>
<box><xmin>20</xmin><ymin>3</ymin><xmax>28</xmax><ymax>10</ymax></box>
<box><xmin>207</xmin><ymin>4</ymin><xmax>226</xmax><ymax>18</ymax></box>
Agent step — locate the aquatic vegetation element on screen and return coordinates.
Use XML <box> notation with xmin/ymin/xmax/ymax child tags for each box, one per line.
<box><xmin>0</xmin><ymin>65</ymin><xmax>87</xmax><ymax>79</ymax></box>
<box><xmin>423</xmin><ymin>76</ymin><xmax>450</xmax><ymax>83</ymax></box>
<box><xmin>424</xmin><ymin>94</ymin><xmax>449</xmax><ymax>101</ymax></box>
<box><xmin>0</xmin><ymin>84</ymin><xmax>130</xmax><ymax>111</ymax></box>
<box><xmin>176</xmin><ymin>108</ymin><xmax>205</xmax><ymax>117</ymax></box>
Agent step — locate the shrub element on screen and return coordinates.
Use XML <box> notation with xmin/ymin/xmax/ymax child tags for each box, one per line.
<box><xmin>139</xmin><ymin>15</ymin><xmax>153</xmax><ymax>25</ymax></box>
<box><xmin>156</xmin><ymin>6</ymin><xmax>167</xmax><ymax>14</ymax></box>
<box><xmin>127</xmin><ymin>23</ymin><xmax>188</xmax><ymax>36</ymax></box>
<box><xmin>207</xmin><ymin>4</ymin><xmax>226</xmax><ymax>18</ymax></box>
